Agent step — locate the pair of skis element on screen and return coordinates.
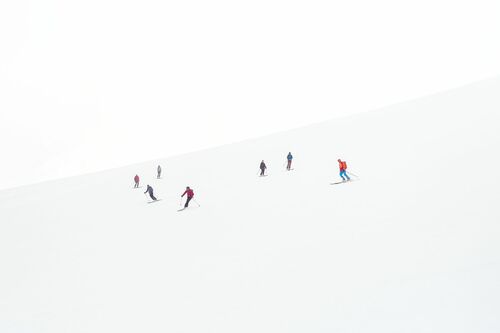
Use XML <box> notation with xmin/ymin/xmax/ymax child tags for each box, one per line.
<box><xmin>177</xmin><ymin>198</ymin><xmax>201</xmax><ymax>212</ymax></box>
<box><xmin>330</xmin><ymin>176</ymin><xmax>359</xmax><ymax>186</ymax></box>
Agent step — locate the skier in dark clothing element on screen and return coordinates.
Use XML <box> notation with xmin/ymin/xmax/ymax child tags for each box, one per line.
<box><xmin>181</xmin><ymin>186</ymin><xmax>194</xmax><ymax>208</ymax></box>
<box><xmin>260</xmin><ymin>160</ymin><xmax>267</xmax><ymax>176</ymax></box>
<box><xmin>134</xmin><ymin>174</ymin><xmax>140</xmax><ymax>188</ymax></box>
<box><xmin>157</xmin><ymin>165</ymin><xmax>162</xmax><ymax>179</ymax></box>
<box><xmin>144</xmin><ymin>185</ymin><xmax>157</xmax><ymax>201</ymax></box>
<box><xmin>286</xmin><ymin>152</ymin><xmax>293</xmax><ymax>171</ymax></box>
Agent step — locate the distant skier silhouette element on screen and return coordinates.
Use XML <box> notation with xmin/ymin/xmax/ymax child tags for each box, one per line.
<box><xmin>157</xmin><ymin>165</ymin><xmax>162</xmax><ymax>179</ymax></box>
<box><xmin>144</xmin><ymin>185</ymin><xmax>157</xmax><ymax>201</ymax></box>
<box><xmin>338</xmin><ymin>159</ymin><xmax>350</xmax><ymax>182</ymax></box>
<box><xmin>286</xmin><ymin>152</ymin><xmax>293</xmax><ymax>171</ymax></box>
<box><xmin>134</xmin><ymin>174</ymin><xmax>140</xmax><ymax>188</ymax></box>
<box><xmin>260</xmin><ymin>160</ymin><xmax>267</xmax><ymax>176</ymax></box>
<box><xmin>181</xmin><ymin>186</ymin><xmax>194</xmax><ymax>208</ymax></box>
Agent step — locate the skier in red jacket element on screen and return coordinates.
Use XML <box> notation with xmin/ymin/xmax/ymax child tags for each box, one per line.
<box><xmin>134</xmin><ymin>174</ymin><xmax>140</xmax><ymax>188</ymax></box>
<box><xmin>338</xmin><ymin>159</ymin><xmax>350</xmax><ymax>181</ymax></box>
<box><xmin>181</xmin><ymin>186</ymin><xmax>194</xmax><ymax>208</ymax></box>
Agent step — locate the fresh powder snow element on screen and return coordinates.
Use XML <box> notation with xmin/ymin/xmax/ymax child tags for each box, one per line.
<box><xmin>0</xmin><ymin>78</ymin><xmax>499</xmax><ymax>332</ymax></box>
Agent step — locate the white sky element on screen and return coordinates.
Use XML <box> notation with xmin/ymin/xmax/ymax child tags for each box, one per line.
<box><xmin>1</xmin><ymin>0</ymin><xmax>499</xmax><ymax>190</ymax></box>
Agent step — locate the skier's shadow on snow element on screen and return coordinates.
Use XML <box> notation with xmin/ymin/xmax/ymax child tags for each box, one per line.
<box><xmin>147</xmin><ymin>199</ymin><xmax>162</xmax><ymax>204</ymax></box>
<box><xmin>177</xmin><ymin>206</ymin><xmax>200</xmax><ymax>212</ymax></box>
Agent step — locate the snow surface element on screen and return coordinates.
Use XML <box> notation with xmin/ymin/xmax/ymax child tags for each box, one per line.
<box><xmin>1</xmin><ymin>78</ymin><xmax>500</xmax><ymax>332</ymax></box>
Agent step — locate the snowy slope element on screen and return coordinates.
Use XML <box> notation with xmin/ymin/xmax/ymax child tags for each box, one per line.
<box><xmin>1</xmin><ymin>78</ymin><xmax>500</xmax><ymax>333</ymax></box>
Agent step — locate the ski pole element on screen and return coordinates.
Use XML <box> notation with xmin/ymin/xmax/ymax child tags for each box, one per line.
<box><xmin>347</xmin><ymin>171</ymin><xmax>360</xmax><ymax>179</ymax></box>
<box><xmin>179</xmin><ymin>197</ymin><xmax>183</xmax><ymax>206</ymax></box>
<box><xmin>193</xmin><ymin>199</ymin><xmax>201</xmax><ymax>207</ymax></box>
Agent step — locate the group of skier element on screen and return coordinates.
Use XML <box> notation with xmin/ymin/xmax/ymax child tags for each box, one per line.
<box><xmin>134</xmin><ymin>154</ymin><xmax>354</xmax><ymax>210</ymax></box>
<box><xmin>260</xmin><ymin>153</ymin><xmax>352</xmax><ymax>182</ymax></box>
<box><xmin>259</xmin><ymin>152</ymin><xmax>294</xmax><ymax>176</ymax></box>
<box><xmin>134</xmin><ymin>165</ymin><xmax>196</xmax><ymax>209</ymax></box>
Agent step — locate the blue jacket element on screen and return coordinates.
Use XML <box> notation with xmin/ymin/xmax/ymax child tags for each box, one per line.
<box><xmin>287</xmin><ymin>153</ymin><xmax>293</xmax><ymax>161</ymax></box>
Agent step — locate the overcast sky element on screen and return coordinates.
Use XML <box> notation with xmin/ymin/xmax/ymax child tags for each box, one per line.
<box><xmin>1</xmin><ymin>0</ymin><xmax>499</xmax><ymax>190</ymax></box>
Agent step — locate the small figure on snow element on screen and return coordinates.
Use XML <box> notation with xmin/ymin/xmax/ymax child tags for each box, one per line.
<box><xmin>338</xmin><ymin>159</ymin><xmax>350</xmax><ymax>182</ymax></box>
<box><xmin>260</xmin><ymin>160</ymin><xmax>267</xmax><ymax>176</ymax></box>
<box><xmin>181</xmin><ymin>186</ymin><xmax>194</xmax><ymax>208</ymax></box>
<box><xmin>157</xmin><ymin>165</ymin><xmax>162</xmax><ymax>179</ymax></box>
<box><xmin>286</xmin><ymin>152</ymin><xmax>293</xmax><ymax>171</ymax></box>
<box><xmin>144</xmin><ymin>184</ymin><xmax>158</xmax><ymax>201</ymax></box>
<box><xmin>134</xmin><ymin>174</ymin><xmax>140</xmax><ymax>188</ymax></box>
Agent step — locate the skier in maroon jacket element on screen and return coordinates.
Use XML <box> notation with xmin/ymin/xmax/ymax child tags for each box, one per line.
<box><xmin>181</xmin><ymin>186</ymin><xmax>194</xmax><ymax>208</ymax></box>
<box><xmin>134</xmin><ymin>174</ymin><xmax>140</xmax><ymax>188</ymax></box>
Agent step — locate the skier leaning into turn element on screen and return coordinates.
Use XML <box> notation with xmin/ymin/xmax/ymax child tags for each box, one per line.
<box><xmin>144</xmin><ymin>185</ymin><xmax>158</xmax><ymax>201</ymax></box>
<box><xmin>181</xmin><ymin>186</ymin><xmax>194</xmax><ymax>208</ymax></box>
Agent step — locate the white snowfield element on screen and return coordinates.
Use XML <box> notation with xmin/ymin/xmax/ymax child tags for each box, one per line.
<box><xmin>1</xmin><ymin>78</ymin><xmax>500</xmax><ymax>333</ymax></box>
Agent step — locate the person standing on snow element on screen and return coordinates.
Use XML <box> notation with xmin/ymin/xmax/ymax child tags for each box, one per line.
<box><xmin>260</xmin><ymin>160</ymin><xmax>267</xmax><ymax>176</ymax></box>
<box><xmin>338</xmin><ymin>159</ymin><xmax>350</xmax><ymax>182</ymax></box>
<box><xmin>286</xmin><ymin>152</ymin><xmax>293</xmax><ymax>171</ymax></box>
<box><xmin>181</xmin><ymin>186</ymin><xmax>194</xmax><ymax>208</ymax></box>
<box><xmin>134</xmin><ymin>174</ymin><xmax>140</xmax><ymax>188</ymax></box>
<box><xmin>157</xmin><ymin>165</ymin><xmax>162</xmax><ymax>179</ymax></box>
<box><xmin>144</xmin><ymin>185</ymin><xmax>158</xmax><ymax>201</ymax></box>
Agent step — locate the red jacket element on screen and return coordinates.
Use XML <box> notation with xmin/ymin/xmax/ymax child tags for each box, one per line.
<box><xmin>182</xmin><ymin>189</ymin><xmax>194</xmax><ymax>198</ymax></box>
<box><xmin>134</xmin><ymin>175</ymin><xmax>139</xmax><ymax>183</ymax></box>
<box><xmin>338</xmin><ymin>161</ymin><xmax>347</xmax><ymax>171</ymax></box>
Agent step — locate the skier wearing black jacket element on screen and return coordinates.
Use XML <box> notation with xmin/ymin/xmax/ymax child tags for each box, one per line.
<box><xmin>260</xmin><ymin>160</ymin><xmax>267</xmax><ymax>176</ymax></box>
<box><xmin>144</xmin><ymin>185</ymin><xmax>157</xmax><ymax>201</ymax></box>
